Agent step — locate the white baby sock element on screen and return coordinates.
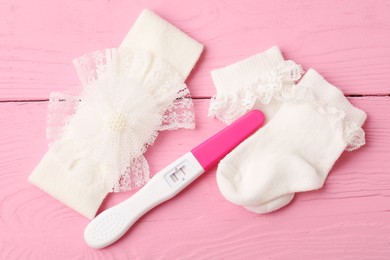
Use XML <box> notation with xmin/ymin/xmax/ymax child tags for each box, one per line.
<box><xmin>209</xmin><ymin>46</ymin><xmax>303</xmax><ymax>124</ymax></box>
<box><xmin>216</xmin><ymin>69</ymin><xmax>367</xmax><ymax>213</ymax></box>
<box><xmin>29</xmin><ymin>10</ymin><xmax>203</xmax><ymax>219</ymax></box>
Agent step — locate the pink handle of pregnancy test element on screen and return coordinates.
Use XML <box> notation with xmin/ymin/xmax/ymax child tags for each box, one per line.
<box><xmin>191</xmin><ymin>110</ymin><xmax>265</xmax><ymax>171</ymax></box>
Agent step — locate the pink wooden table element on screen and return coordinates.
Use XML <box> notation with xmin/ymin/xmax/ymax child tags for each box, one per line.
<box><xmin>1</xmin><ymin>0</ymin><xmax>390</xmax><ymax>259</ymax></box>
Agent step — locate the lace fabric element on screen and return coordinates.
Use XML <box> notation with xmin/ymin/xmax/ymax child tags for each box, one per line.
<box><xmin>47</xmin><ymin>49</ymin><xmax>195</xmax><ymax>192</ymax></box>
<box><xmin>290</xmin><ymin>86</ymin><xmax>366</xmax><ymax>151</ymax></box>
<box><xmin>46</xmin><ymin>92</ymin><xmax>80</xmax><ymax>146</ymax></box>
<box><xmin>209</xmin><ymin>60</ymin><xmax>304</xmax><ymax>124</ymax></box>
<box><xmin>159</xmin><ymin>88</ymin><xmax>195</xmax><ymax>131</ymax></box>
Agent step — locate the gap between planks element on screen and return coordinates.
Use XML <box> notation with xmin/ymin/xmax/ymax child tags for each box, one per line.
<box><xmin>1</xmin><ymin>94</ymin><xmax>389</xmax><ymax>103</ymax></box>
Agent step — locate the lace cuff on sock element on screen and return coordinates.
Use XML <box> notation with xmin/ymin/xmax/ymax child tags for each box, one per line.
<box><xmin>209</xmin><ymin>46</ymin><xmax>303</xmax><ymax>124</ymax></box>
<box><xmin>294</xmin><ymin>69</ymin><xmax>367</xmax><ymax>151</ymax></box>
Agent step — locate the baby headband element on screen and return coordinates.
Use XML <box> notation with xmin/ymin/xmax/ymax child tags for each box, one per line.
<box><xmin>29</xmin><ymin>10</ymin><xmax>203</xmax><ymax>219</ymax></box>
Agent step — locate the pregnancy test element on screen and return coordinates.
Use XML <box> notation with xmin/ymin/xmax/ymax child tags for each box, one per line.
<box><xmin>84</xmin><ymin>110</ymin><xmax>265</xmax><ymax>249</ymax></box>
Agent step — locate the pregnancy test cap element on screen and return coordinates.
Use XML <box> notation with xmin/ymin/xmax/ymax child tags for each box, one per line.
<box><xmin>192</xmin><ymin>109</ymin><xmax>265</xmax><ymax>170</ymax></box>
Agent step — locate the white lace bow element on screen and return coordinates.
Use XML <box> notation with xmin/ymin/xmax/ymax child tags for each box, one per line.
<box><xmin>47</xmin><ymin>49</ymin><xmax>195</xmax><ymax>192</ymax></box>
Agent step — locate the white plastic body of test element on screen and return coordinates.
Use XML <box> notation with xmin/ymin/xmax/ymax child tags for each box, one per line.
<box><xmin>84</xmin><ymin>152</ymin><xmax>204</xmax><ymax>249</ymax></box>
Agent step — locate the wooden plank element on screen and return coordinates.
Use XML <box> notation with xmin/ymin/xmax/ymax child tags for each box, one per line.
<box><xmin>1</xmin><ymin>0</ymin><xmax>390</xmax><ymax>100</ymax></box>
<box><xmin>0</xmin><ymin>97</ymin><xmax>389</xmax><ymax>259</ymax></box>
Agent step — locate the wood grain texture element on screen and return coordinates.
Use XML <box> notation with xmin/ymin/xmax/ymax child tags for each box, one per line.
<box><xmin>1</xmin><ymin>0</ymin><xmax>390</xmax><ymax>259</ymax></box>
<box><xmin>1</xmin><ymin>0</ymin><xmax>390</xmax><ymax>100</ymax></box>
<box><xmin>1</xmin><ymin>98</ymin><xmax>390</xmax><ymax>259</ymax></box>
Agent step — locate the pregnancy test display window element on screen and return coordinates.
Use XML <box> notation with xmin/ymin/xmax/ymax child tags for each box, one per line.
<box><xmin>165</xmin><ymin>163</ymin><xmax>192</xmax><ymax>188</ymax></box>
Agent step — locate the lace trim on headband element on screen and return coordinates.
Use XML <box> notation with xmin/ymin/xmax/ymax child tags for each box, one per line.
<box><xmin>208</xmin><ymin>60</ymin><xmax>303</xmax><ymax>124</ymax></box>
<box><xmin>159</xmin><ymin>88</ymin><xmax>195</xmax><ymax>130</ymax></box>
<box><xmin>114</xmin><ymin>155</ymin><xmax>150</xmax><ymax>192</ymax></box>
<box><xmin>47</xmin><ymin>49</ymin><xmax>195</xmax><ymax>192</ymax></box>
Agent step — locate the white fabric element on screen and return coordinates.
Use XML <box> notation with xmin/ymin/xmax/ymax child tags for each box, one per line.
<box><xmin>209</xmin><ymin>46</ymin><xmax>303</xmax><ymax>124</ymax></box>
<box><xmin>119</xmin><ymin>10</ymin><xmax>203</xmax><ymax>80</ymax></box>
<box><xmin>29</xmin><ymin>10</ymin><xmax>203</xmax><ymax>219</ymax></box>
<box><xmin>216</xmin><ymin>69</ymin><xmax>367</xmax><ymax>213</ymax></box>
